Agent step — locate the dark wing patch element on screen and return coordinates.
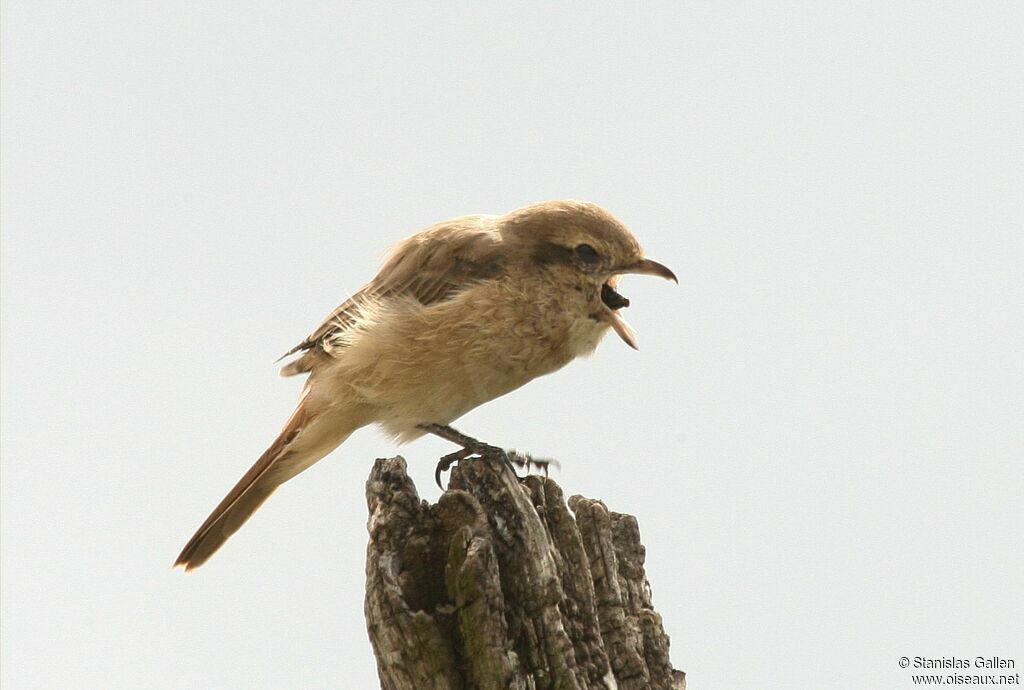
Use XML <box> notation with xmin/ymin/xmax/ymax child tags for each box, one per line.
<box><xmin>280</xmin><ymin>220</ymin><xmax>504</xmax><ymax>360</ymax></box>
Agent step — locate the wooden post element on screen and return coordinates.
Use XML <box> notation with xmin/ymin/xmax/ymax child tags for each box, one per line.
<box><xmin>364</xmin><ymin>454</ymin><xmax>685</xmax><ymax>690</ymax></box>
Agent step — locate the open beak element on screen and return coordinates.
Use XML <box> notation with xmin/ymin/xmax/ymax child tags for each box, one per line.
<box><xmin>601</xmin><ymin>257</ymin><xmax>677</xmax><ymax>350</ymax></box>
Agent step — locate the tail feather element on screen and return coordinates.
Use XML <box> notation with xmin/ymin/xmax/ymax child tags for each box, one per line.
<box><xmin>175</xmin><ymin>475</ymin><xmax>279</xmax><ymax>571</ymax></box>
<box><xmin>175</xmin><ymin>394</ymin><xmax>359</xmax><ymax>570</ymax></box>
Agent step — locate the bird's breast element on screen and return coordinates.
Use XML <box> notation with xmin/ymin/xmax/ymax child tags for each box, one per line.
<box><xmin>323</xmin><ymin>279</ymin><xmax>607</xmax><ymax>440</ymax></box>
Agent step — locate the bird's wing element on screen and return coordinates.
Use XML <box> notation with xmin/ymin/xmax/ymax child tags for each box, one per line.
<box><xmin>280</xmin><ymin>217</ymin><xmax>504</xmax><ymax>362</ymax></box>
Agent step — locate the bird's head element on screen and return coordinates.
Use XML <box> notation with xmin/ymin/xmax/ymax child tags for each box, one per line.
<box><xmin>501</xmin><ymin>200</ymin><xmax>676</xmax><ymax>349</ymax></box>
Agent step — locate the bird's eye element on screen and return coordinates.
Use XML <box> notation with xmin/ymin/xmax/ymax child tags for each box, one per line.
<box><xmin>575</xmin><ymin>244</ymin><xmax>600</xmax><ymax>265</ymax></box>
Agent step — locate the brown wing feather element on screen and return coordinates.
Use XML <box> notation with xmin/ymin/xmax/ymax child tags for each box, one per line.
<box><xmin>280</xmin><ymin>216</ymin><xmax>505</xmax><ymax>363</ymax></box>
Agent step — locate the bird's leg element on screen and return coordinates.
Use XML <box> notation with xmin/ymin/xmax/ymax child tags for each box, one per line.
<box><xmin>420</xmin><ymin>423</ymin><xmax>502</xmax><ymax>453</ymax></box>
<box><xmin>419</xmin><ymin>423</ymin><xmax>522</xmax><ymax>488</ymax></box>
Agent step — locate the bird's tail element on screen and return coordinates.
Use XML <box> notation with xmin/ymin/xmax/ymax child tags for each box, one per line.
<box><xmin>175</xmin><ymin>390</ymin><xmax>364</xmax><ymax>571</ymax></box>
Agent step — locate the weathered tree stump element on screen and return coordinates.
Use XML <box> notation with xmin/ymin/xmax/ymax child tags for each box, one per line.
<box><xmin>364</xmin><ymin>454</ymin><xmax>685</xmax><ymax>690</ymax></box>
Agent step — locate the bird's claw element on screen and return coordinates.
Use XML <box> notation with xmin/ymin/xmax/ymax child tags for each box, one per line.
<box><xmin>423</xmin><ymin>423</ymin><xmax>558</xmax><ymax>490</ymax></box>
<box><xmin>433</xmin><ymin>442</ymin><xmax>513</xmax><ymax>489</ymax></box>
<box><xmin>434</xmin><ymin>448</ymin><xmax>473</xmax><ymax>490</ymax></box>
<box><xmin>434</xmin><ymin>447</ymin><xmax>560</xmax><ymax>489</ymax></box>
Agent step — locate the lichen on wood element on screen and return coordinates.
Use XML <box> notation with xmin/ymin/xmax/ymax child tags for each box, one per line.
<box><xmin>364</xmin><ymin>454</ymin><xmax>685</xmax><ymax>690</ymax></box>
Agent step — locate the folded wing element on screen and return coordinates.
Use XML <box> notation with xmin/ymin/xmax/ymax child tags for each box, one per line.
<box><xmin>279</xmin><ymin>216</ymin><xmax>506</xmax><ymax>376</ymax></box>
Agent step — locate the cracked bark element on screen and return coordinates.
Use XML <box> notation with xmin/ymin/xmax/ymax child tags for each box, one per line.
<box><xmin>364</xmin><ymin>455</ymin><xmax>685</xmax><ymax>690</ymax></box>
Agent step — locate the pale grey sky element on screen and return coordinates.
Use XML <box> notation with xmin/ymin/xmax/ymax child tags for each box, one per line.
<box><xmin>2</xmin><ymin>2</ymin><xmax>1021</xmax><ymax>689</ymax></box>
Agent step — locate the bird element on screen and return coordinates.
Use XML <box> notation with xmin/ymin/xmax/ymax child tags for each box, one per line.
<box><xmin>175</xmin><ymin>200</ymin><xmax>676</xmax><ymax>570</ymax></box>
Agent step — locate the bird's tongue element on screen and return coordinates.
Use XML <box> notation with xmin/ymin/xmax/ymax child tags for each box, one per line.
<box><xmin>601</xmin><ymin>282</ymin><xmax>630</xmax><ymax>310</ymax></box>
<box><xmin>607</xmin><ymin>310</ymin><xmax>638</xmax><ymax>350</ymax></box>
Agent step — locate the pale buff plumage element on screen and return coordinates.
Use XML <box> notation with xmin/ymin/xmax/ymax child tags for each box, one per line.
<box><xmin>175</xmin><ymin>200</ymin><xmax>675</xmax><ymax>570</ymax></box>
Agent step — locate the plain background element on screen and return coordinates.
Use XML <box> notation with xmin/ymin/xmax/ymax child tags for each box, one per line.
<box><xmin>2</xmin><ymin>2</ymin><xmax>1021</xmax><ymax>688</ymax></box>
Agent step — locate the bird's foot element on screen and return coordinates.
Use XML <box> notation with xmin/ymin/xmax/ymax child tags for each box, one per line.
<box><xmin>434</xmin><ymin>447</ymin><xmax>474</xmax><ymax>490</ymax></box>
<box><xmin>432</xmin><ymin>444</ymin><xmax>516</xmax><ymax>490</ymax></box>
<box><xmin>420</xmin><ymin>424</ymin><xmax>554</xmax><ymax>489</ymax></box>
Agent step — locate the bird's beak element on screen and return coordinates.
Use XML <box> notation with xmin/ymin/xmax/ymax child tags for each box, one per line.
<box><xmin>620</xmin><ymin>258</ymin><xmax>678</xmax><ymax>283</ymax></box>
<box><xmin>601</xmin><ymin>257</ymin><xmax>677</xmax><ymax>351</ymax></box>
